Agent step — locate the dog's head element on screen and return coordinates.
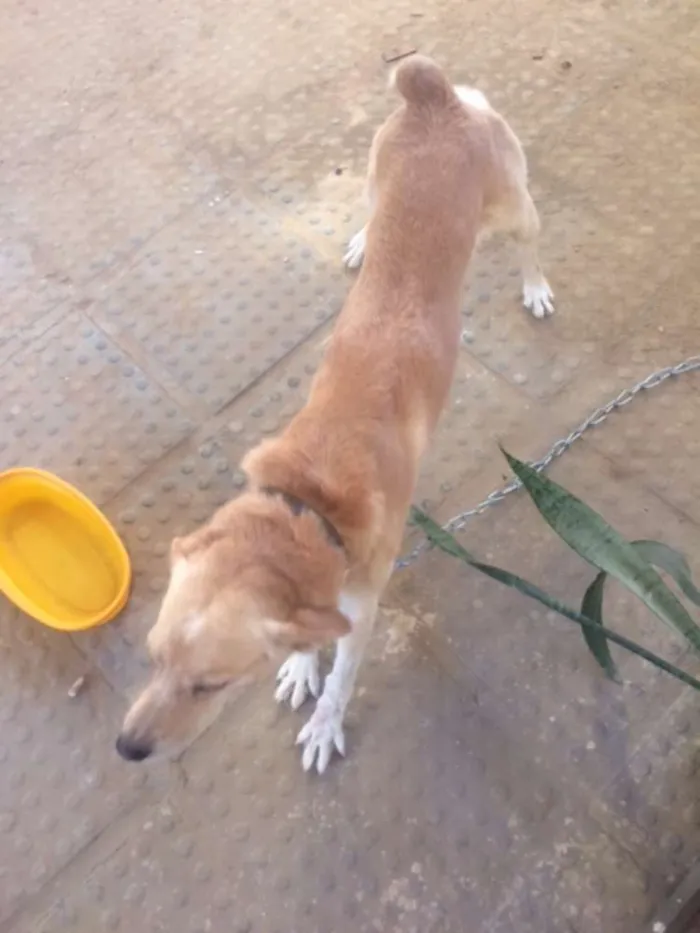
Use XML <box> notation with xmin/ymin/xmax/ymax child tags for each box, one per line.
<box><xmin>116</xmin><ymin>495</ymin><xmax>349</xmax><ymax>762</ymax></box>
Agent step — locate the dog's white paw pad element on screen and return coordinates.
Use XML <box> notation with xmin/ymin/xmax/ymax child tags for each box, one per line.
<box><xmin>275</xmin><ymin>653</ymin><xmax>320</xmax><ymax>710</ymax></box>
<box><xmin>296</xmin><ymin>705</ymin><xmax>345</xmax><ymax>774</ymax></box>
<box><xmin>523</xmin><ymin>279</ymin><xmax>554</xmax><ymax>319</ymax></box>
<box><xmin>343</xmin><ymin>229</ymin><xmax>366</xmax><ymax>270</ymax></box>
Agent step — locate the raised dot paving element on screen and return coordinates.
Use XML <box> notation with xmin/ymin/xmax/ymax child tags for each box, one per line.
<box><xmin>1</xmin><ymin>0</ymin><xmax>699</xmax><ymax>931</ymax></box>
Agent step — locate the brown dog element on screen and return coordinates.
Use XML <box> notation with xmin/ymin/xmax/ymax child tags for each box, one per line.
<box><xmin>116</xmin><ymin>56</ymin><xmax>552</xmax><ymax>773</ymax></box>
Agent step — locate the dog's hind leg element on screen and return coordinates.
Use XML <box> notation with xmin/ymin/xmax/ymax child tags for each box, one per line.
<box><xmin>344</xmin><ymin>138</ymin><xmax>379</xmax><ymax>270</ymax></box>
<box><xmin>511</xmin><ymin>190</ymin><xmax>554</xmax><ymax>319</ymax></box>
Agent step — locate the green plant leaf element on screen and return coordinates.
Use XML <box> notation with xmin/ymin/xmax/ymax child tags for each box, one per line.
<box><xmin>409</xmin><ymin>508</ymin><xmax>478</xmax><ymax>561</ymax></box>
<box><xmin>633</xmin><ymin>540</ymin><xmax>700</xmax><ymax>608</ymax></box>
<box><xmin>502</xmin><ymin>451</ymin><xmax>700</xmax><ymax>655</ymax></box>
<box><xmin>410</xmin><ymin>507</ymin><xmax>700</xmax><ymax>692</ymax></box>
<box><xmin>581</xmin><ymin>572</ymin><xmax>620</xmax><ymax>682</ymax></box>
<box><xmin>570</xmin><ymin>540</ymin><xmax>699</xmax><ymax>683</ymax></box>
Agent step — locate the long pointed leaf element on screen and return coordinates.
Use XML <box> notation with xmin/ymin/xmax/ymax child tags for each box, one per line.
<box><xmin>633</xmin><ymin>540</ymin><xmax>700</xmax><ymax>608</ymax></box>
<box><xmin>503</xmin><ymin>451</ymin><xmax>700</xmax><ymax>654</ymax></box>
<box><xmin>409</xmin><ymin>509</ymin><xmax>478</xmax><ymax>561</ymax></box>
<box><xmin>410</xmin><ymin>508</ymin><xmax>700</xmax><ymax>692</ymax></box>
<box><xmin>581</xmin><ymin>572</ymin><xmax>620</xmax><ymax>682</ymax></box>
<box><xmin>568</xmin><ymin>540</ymin><xmax>698</xmax><ymax>683</ymax></box>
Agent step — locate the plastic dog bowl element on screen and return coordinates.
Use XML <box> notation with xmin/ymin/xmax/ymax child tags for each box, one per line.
<box><xmin>0</xmin><ymin>468</ymin><xmax>131</xmax><ymax>631</ymax></box>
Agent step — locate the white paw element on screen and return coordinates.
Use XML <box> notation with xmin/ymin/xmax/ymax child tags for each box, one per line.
<box><xmin>296</xmin><ymin>703</ymin><xmax>346</xmax><ymax>774</ymax></box>
<box><xmin>523</xmin><ymin>279</ymin><xmax>554</xmax><ymax>318</ymax></box>
<box><xmin>343</xmin><ymin>228</ymin><xmax>367</xmax><ymax>270</ymax></box>
<box><xmin>275</xmin><ymin>652</ymin><xmax>320</xmax><ymax>710</ymax></box>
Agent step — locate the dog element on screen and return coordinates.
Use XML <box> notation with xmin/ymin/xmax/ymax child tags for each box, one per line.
<box><xmin>116</xmin><ymin>55</ymin><xmax>552</xmax><ymax>774</ymax></box>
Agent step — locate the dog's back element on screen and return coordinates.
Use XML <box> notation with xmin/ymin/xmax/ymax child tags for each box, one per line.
<box><xmin>269</xmin><ymin>58</ymin><xmax>485</xmax><ymax>552</ymax></box>
<box><xmin>362</xmin><ymin>56</ymin><xmax>489</xmax><ymax>295</ymax></box>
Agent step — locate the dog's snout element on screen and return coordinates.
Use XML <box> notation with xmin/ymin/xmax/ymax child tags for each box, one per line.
<box><xmin>116</xmin><ymin>733</ymin><xmax>153</xmax><ymax>762</ymax></box>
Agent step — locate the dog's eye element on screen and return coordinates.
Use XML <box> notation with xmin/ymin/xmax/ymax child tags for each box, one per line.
<box><xmin>191</xmin><ymin>681</ymin><xmax>229</xmax><ymax>696</ymax></box>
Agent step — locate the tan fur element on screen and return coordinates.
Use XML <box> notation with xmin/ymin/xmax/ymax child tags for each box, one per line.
<box><xmin>117</xmin><ymin>56</ymin><xmax>550</xmax><ymax>765</ymax></box>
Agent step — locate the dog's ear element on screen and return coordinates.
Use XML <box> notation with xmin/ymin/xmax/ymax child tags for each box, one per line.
<box><xmin>263</xmin><ymin>607</ymin><xmax>350</xmax><ymax>652</ymax></box>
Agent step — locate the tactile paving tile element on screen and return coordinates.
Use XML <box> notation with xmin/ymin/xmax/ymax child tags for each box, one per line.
<box><xmin>462</xmin><ymin>240</ymin><xmax>696</xmax><ymax>415</ymax></box>
<box><xmin>423</xmin><ymin>4</ymin><xmax>637</xmax><ymax>150</ymax></box>
<box><xmin>585</xmin><ymin>691</ymin><xmax>700</xmax><ymax>906</ymax></box>
<box><xmin>140</xmin><ymin>0</ymin><xmax>542</xmax><ymax>179</ymax></box>
<box><xmin>0</xmin><ymin>90</ymin><xmax>220</xmax><ymax>290</ymax></box>
<box><xmin>2</xmin><ymin>0</ymin><xmax>700</xmax><ymax>929</ymax></box>
<box><xmin>459</xmin><ymin>195</ymin><xmax>590</xmax><ymax>400</ymax></box>
<box><xmin>487</xmin><ymin>814</ymin><xmax>653</xmax><ymax>933</ymax></box>
<box><xmin>0</xmin><ymin>602</ymin><xmax>155</xmax><ymax>925</ymax></box>
<box><xmin>31</xmin><ymin>642</ymin><xmax>652</xmax><ymax>933</ymax></box>
<box><xmin>0</xmin><ymin>0</ymin><xmax>211</xmax><ymax>156</ymax></box>
<box><xmin>418</xmin><ymin>346</ymin><xmax>543</xmax><ymax>507</ymax></box>
<box><xmin>586</xmin><ymin>368</ymin><xmax>700</xmax><ymax>526</ymax></box>
<box><xmin>539</xmin><ymin>83</ymin><xmax>700</xmax><ymax>275</ymax></box>
<box><xmin>85</xmin><ymin>192</ymin><xmax>347</xmax><ymax>416</ymax></box>
<box><xmin>140</xmin><ymin>0</ymin><xmax>392</xmax><ymax>149</ymax></box>
<box><xmin>0</xmin><ymin>313</ymin><xmax>192</xmax><ymax>505</ymax></box>
<box><xmin>0</xmin><ymin>215</ymin><xmax>76</xmax><ymax>345</ymax></box>
<box><xmin>400</xmin><ymin>442</ymin><xmax>700</xmax><ymax>802</ymax></box>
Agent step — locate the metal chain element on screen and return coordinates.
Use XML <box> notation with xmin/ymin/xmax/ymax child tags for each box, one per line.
<box><xmin>396</xmin><ymin>355</ymin><xmax>700</xmax><ymax>570</ymax></box>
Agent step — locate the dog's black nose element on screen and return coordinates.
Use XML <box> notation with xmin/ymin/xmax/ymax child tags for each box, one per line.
<box><xmin>116</xmin><ymin>733</ymin><xmax>152</xmax><ymax>762</ymax></box>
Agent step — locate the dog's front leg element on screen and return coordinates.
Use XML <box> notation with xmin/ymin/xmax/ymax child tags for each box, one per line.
<box><xmin>343</xmin><ymin>225</ymin><xmax>368</xmax><ymax>269</ymax></box>
<box><xmin>296</xmin><ymin>589</ymin><xmax>378</xmax><ymax>774</ymax></box>
<box><xmin>275</xmin><ymin>651</ymin><xmax>321</xmax><ymax>710</ymax></box>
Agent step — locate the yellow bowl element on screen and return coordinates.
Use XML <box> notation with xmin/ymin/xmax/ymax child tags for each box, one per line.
<box><xmin>0</xmin><ymin>468</ymin><xmax>131</xmax><ymax>631</ymax></box>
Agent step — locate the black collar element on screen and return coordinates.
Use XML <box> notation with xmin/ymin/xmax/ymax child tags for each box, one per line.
<box><xmin>261</xmin><ymin>486</ymin><xmax>345</xmax><ymax>552</ymax></box>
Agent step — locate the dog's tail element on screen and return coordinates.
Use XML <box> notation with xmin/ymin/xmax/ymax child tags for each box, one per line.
<box><xmin>392</xmin><ymin>54</ymin><xmax>455</xmax><ymax>109</ymax></box>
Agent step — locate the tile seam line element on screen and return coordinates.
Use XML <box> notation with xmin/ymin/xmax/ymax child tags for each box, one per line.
<box><xmin>76</xmin><ymin>180</ymin><xmax>347</xmax><ymax>425</ymax></box>
<box><xmin>92</xmin><ymin>310</ymin><xmax>339</xmax><ymax>515</ymax></box>
<box><xmin>461</xmin><ymin>342</ymin><xmax>577</xmax><ymax>407</ymax></box>
<box><xmin>0</xmin><ymin>802</ymin><xmax>141</xmax><ymax>933</ymax></box>
<box><xmin>0</xmin><ymin>787</ymin><xmax>183</xmax><ymax>933</ymax></box>
<box><xmin>77</xmin><ymin>309</ymin><xmax>204</xmax><ymax>423</ymax></box>
<box><xmin>64</xmin><ymin>174</ymin><xmax>237</xmax><ymax>320</ymax></box>
<box><xmin>0</xmin><ymin>181</ymin><xmax>233</xmax><ymax>370</ymax></box>
<box><xmin>578</xmin><ymin>688</ymin><xmax>700</xmax><ymax>889</ymax></box>
<box><xmin>1</xmin><ymin>177</ymin><xmax>219</xmax><ymax>331</ymax></box>
<box><xmin>589</xmin><ymin>440</ymin><xmax>700</xmax><ymax>534</ymax></box>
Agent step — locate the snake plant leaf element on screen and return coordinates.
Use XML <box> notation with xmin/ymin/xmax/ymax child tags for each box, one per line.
<box><xmin>581</xmin><ymin>572</ymin><xmax>620</xmax><ymax>682</ymax></box>
<box><xmin>410</xmin><ymin>508</ymin><xmax>700</xmax><ymax>692</ymax></box>
<box><xmin>502</xmin><ymin>451</ymin><xmax>700</xmax><ymax>655</ymax></box>
<box><xmin>409</xmin><ymin>508</ymin><xmax>478</xmax><ymax>561</ymax></box>
<box><xmin>632</xmin><ymin>540</ymin><xmax>700</xmax><ymax>608</ymax></box>
<box><xmin>578</xmin><ymin>541</ymin><xmax>700</xmax><ymax>681</ymax></box>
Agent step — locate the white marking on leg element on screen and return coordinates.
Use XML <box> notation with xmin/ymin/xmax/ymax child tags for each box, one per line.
<box><xmin>523</xmin><ymin>277</ymin><xmax>554</xmax><ymax>319</ymax></box>
<box><xmin>275</xmin><ymin>651</ymin><xmax>320</xmax><ymax>710</ymax></box>
<box><xmin>513</xmin><ymin>193</ymin><xmax>555</xmax><ymax>318</ymax></box>
<box><xmin>296</xmin><ymin>701</ymin><xmax>346</xmax><ymax>773</ymax></box>
<box><xmin>343</xmin><ymin>225</ymin><xmax>367</xmax><ymax>270</ymax></box>
<box><xmin>296</xmin><ymin>590</ymin><xmax>378</xmax><ymax>774</ymax></box>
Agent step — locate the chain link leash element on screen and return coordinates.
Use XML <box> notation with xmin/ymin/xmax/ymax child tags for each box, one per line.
<box><xmin>396</xmin><ymin>355</ymin><xmax>700</xmax><ymax>570</ymax></box>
